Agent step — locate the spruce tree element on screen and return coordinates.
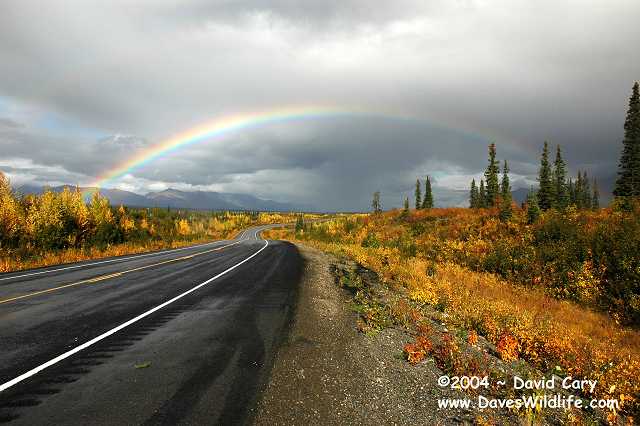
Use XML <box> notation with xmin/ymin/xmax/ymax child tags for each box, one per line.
<box><xmin>499</xmin><ymin>160</ymin><xmax>512</xmax><ymax>221</ymax></box>
<box><xmin>479</xmin><ymin>179</ymin><xmax>487</xmax><ymax>208</ymax></box>
<box><xmin>575</xmin><ymin>172</ymin><xmax>583</xmax><ymax>208</ymax></box>
<box><xmin>403</xmin><ymin>196</ymin><xmax>410</xmax><ymax>214</ymax></box>
<box><xmin>470</xmin><ymin>179</ymin><xmax>478</xmax><ymax>208</ymax></box>
<box><xmin>592</xmin><ymin>178</ymin><xmax>600</xmax><ymax>209</ymax></box>
<box><xmin>526</xmin><ymin>188</ymin><xmax>541</xmax><ymax>224</ymax></box>
<box><xmin>414</xmin><ymin>179</ymin><xmax>422</xmax><ymax>210</ymax></box>
<box><xmin>568</xmin><ymin>178</ymin><xmax>576</xmax><ymax>205</ymax></box>
<box><xmin>423</xmin><ymin>176</ymin><xmax>434</xmax><ymax>208</ymax></box>
<box><xmin>582</xmin><ymin>171</ymin><xmax>592</xmax><ymax>209</ymax></box>
<box><xmin>537</xmin><ymin>141</ymin><xmax>554</xmax><ymax>210</ymax></box>
<box><xmin>553</xmin><ymin>144</ymin><xmax>568</xmax><ymax>209</ymax></box>
<box><xmin>484</xmin><ymin>143</ymin><xmax>500</xmax><ymax>206</ymax></box>
<box><xmin>613</xmin><ymin>82</ymin><xmax>640</xmax><ymax>197</ymax></box>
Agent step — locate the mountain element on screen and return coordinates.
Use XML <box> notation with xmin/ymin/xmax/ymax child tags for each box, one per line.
<box><xmin>16</xmin><ymin>185</ymin><xmax>149</xmax><ymax>206</ymax></box>
<box><xmin>510</xmin><ymin>181</ymin><xmax>614</xmax><ymax>206</ymax></box>
<box><xmin>512</xmin><ymin>188</ymin><xmax>530</xmax><ymax>205</ymax></box>
<box><xmin>15</xmin><ymin>185</ymin><xmax>303</xmax><ymax>212</ymax></box>
<box><xmin>144</xmin><ymin>188</ymin><xmax>298</xmax><ymax>211</ymax></box>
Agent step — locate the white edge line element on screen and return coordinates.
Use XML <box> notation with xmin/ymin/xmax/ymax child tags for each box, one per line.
<box><xmin>0</xmin><ymin>228</ymin><xmax>257</xmax><ymax>282</ymax></box>
<box><xmin>0</xmin><ymin>239</ymin><xmax>269</xmax><ymax>393</ymax></box>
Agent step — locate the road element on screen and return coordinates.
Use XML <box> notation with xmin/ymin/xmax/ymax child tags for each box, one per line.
<box><xmin>0</xmin><ymin>225</ymin><xmax>301</xmax><ymax>425</ymax></box>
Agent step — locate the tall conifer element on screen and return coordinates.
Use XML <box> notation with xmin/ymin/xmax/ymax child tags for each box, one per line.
<box><xmin>614</xmin><ymin>82</ymin><xmax>640</xmax><ymax>197</ymax></box>
<box><xmin>526</xmin><ymin>188</ymin><xmax>541</xmax><ymax>224</ymax></box>
<box><xmin>568</xmin><ymin>178</ymin><xmax>576</xmax><ymax>205</ymax></box>
<box><xmin>484</xmin><ymin>143</ymin><xmax>500</xmax><ymax>206</ymax></box>
<box><xmin>470</xmin><ymin>179</ymin><xmax>478</xmax><ymax>208</ymax></box>
<box><xmin>537</xmin><ymin>141</ymin><xmax>554</xmax><ymax>210</ymax></box>
<box><xmin>479</xmin><ymin>179</ymin><xmax>487</xmax><ymax>208</ymax></box>
<box><xmin>423</xmin><ymin>176</ymin><xmax>434</xmax><ymax>208</ymax></box>
<box><xmin>499</xmin><ymin>160</ymin><xmax>512</xmax><ymax>220</ymax></box>
<box><xmin>575</xmin><ymin>172</ymin><xmax>584</xmax><ymax>208</ymax></box>
<box><xmin>553</xmin><ymin>144</ymin><xmax>568</xmax><ymax>209</ymax></box>
<box><xmin>582</xmin><ymin>171</ymin><xmax>592</xmax><ymax>209</ymax></box>
<box><xmin>592</xmin><ymin>179</ymin><xmax>600</xmax><ymax>209</ymax></box>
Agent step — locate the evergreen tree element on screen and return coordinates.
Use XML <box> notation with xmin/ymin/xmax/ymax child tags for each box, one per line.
<box><xmin>484</xmin><ymin>143</ymin><xmax>500</xmax><ymax>206</ymax></box>
<box><xmin>371</xmin><ymin>191</ymin><xmax>382</xmax><ymax>213</ymax></box>
<box><xmin>553</xmin><ymin>144</ymin><xmax>568</xmax><ymax>209</ymax></box>
<box><xmin>469</xmin><ymin>179</ymin><xmax>479</xmax><ymax>208</ymax></box>
<box><xmin>402</xmin><ymin>196</ymin><xmax>410</xmax><ymax>215</ymax></box>
<box><xmin>423</xmin><ymin>176</ymin><xmax>434</xmax><ymax>208</ymax></box>
<box><xmin>592</xmin><ymin>178</ymin><xmax>600</xmax><ymax>209</ymax></box>
<box><xmin>582</xmin><ymin>171</ymin><xmax>592</xmax><ymax>209</ymax></box>
<box><xmin>571</xmin><ymin>170</ymin><xmax>595</xmax><ymax>209</ymax></box>
<box><xmin>575</xmin><ymin>171</ymin><xmax>584</xmax><ymax>208</ymax></box>
<box><xmin>414</xmin><ymin>179</ymin><xmax>422</xmax><ymax>209</ymax></box>
<box><xmin>526</xmin><ymin>188</ymin><xmax>541</xmax><ymax>224</ymax></box>
<box><xmin>613</xmin><ymin>82</ymin><xmax>640</xmax><ymax>197</ymax></box>
<box><xmin>478</xmin><ymin>179</ymin><xmax>487</xmax><ymax>208</ymax></box>
<box><xmin>537</xmin><ymin>141</ymin><xmax>554</xmax><ymax>210</ymax></box>
<box><xmin>499</xmin><ymin>160</ymin><xmax>512</xmax><ymax>221</ymax></box>
<box><xmin>568</xmin><ymin>178</ymin><xmax>576</xmax><ymax>205</ymax></box>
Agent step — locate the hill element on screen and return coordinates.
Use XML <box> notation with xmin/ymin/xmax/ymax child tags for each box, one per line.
<box><xmin>16</xmin><ymin>185</ymin><xmax>303</xmax><ymax>212</ymax></box>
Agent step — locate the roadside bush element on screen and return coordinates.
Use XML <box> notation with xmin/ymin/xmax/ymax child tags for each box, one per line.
<box><xmin>275</xmin><ymin>203</ymin><xmax>640</xmax><ymax>325</ymax></box>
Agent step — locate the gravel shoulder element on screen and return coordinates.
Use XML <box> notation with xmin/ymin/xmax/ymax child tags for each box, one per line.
<box><xmin>253</xmin><ymin>244</ymin><xmax>476</xmax><ymax>426</ymax></box>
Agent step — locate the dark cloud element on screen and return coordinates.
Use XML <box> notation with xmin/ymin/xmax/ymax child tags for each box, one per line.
<box><xmin>0</xmin><ymin>118</ymin><xmax>23</xmax><ymax>129</ymax></box>
<box><xmin>0</xmin><ymin>0</ymin><xmax>638</xmax><ymax>210</ymax></box>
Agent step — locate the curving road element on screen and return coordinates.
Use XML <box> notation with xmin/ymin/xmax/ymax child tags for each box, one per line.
<box><xmin>0</xmin><ymin>225</ymin><xmax>301</xmax><ymax>425</ymax></box>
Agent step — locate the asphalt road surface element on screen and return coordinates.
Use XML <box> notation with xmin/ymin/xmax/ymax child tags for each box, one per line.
<box><xmin>0</xmin><ymin>225</ymin><xmax>302</xmax><ymax>425</ymax></box>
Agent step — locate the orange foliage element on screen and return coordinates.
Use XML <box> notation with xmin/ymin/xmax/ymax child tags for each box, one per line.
<box><xmin>467</xmin><ymin>330</ymin><xmax>479</xmax><ymax>346</ymax></box>
<box><xmin>496</xmin><ymin>332</ymin><xmax>520</xmax><ymax>362</ymax></box>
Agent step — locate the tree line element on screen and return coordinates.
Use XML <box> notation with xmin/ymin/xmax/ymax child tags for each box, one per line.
<box><xmin>469</xmin><ymin>141</ymin><xmax>599</xmax><ymax>222</ymax></box>
<box><xmin>373</xmin><ymin>175</ymin><xmax>434</xmax><ymax>214</ymax></box>
<box><xmin>413</xmin><ymin>176</ymin><xmax>434</xmax><ymax>210</ymax></box>
<box><xmin>0</xmin><ymin>176</ymin><xmax>254</xmax><ymax>255</ymax></box>
<box><xmin>469</xmin><ymin>82</ymin><xmax>640</xmax><ymax>219</ymax></box>
<box><xmin>468</xmin><ymin>142</ymin><xmax>514</xmax><ymax>220</ymax></box>
<box><xmin>403</xmin><ymin>176</ymin><xmax>434</xmax><ymax>214</ymax></box>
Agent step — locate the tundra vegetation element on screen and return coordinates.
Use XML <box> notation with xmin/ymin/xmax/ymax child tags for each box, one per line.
<box><xmin>264</xmin><ymin>83</ymin><xmax>640</xmax><ymax>422</ymax></box>
<box><xmin>0</xmin><ymin>174</ymin><xmax>319</xmax><ymax>272</ymax></box>
<box><xmin>265</xmin><ymin>205</ymin><xmax>640</xmax><ymax>422</ymax></box>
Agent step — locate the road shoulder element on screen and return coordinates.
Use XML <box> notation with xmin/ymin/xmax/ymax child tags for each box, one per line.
<box><xmin>253</xmin><ymin>243</ymin><xmax>476</xmax><ymax>425</ymax></box>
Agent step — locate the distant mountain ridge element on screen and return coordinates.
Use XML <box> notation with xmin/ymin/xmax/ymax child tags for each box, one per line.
<box><xmin>15</xmin><ymin>184</ymin><xmax>304</xmax><ymax>212</ymax></box>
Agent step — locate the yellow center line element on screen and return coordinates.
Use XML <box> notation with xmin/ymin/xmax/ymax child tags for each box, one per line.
<box><xmin>87</xmin><ymin>272</ymin><xmax>123</xmax><ymax>283</ymax></box>
<box><xmin>0</xmin><ymin>239</ymin><xmax>244</xmax><ymax>305</ymax></box>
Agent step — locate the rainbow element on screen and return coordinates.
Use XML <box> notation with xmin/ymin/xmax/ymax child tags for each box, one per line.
<box><xmin>87</xmin><ymin>104</ymin><xmax>489</xmax><ymax>191</ymax></box>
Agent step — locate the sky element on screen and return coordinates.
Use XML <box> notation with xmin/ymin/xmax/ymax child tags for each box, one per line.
<box><xmin>0</xmin><ymin>0</ymin><xmax>639</xmax><ymax>211</ymax></box>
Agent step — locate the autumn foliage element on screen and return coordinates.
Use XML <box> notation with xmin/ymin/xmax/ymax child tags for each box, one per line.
<box><xmin>265</xmin><ymin>206</ymin><xmax>640</xmax><ymax>418</ymax></box>
<box><xmin>0</xmin><ymin>172</ymin><xmax>316</xmax><ymax>272</ymax></box>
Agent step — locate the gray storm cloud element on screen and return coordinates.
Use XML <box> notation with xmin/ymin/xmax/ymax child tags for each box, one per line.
<box><xmin>0</xmin><ymin>0</ymin><xmax>638</xmax><ymax>210</ymax></box>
